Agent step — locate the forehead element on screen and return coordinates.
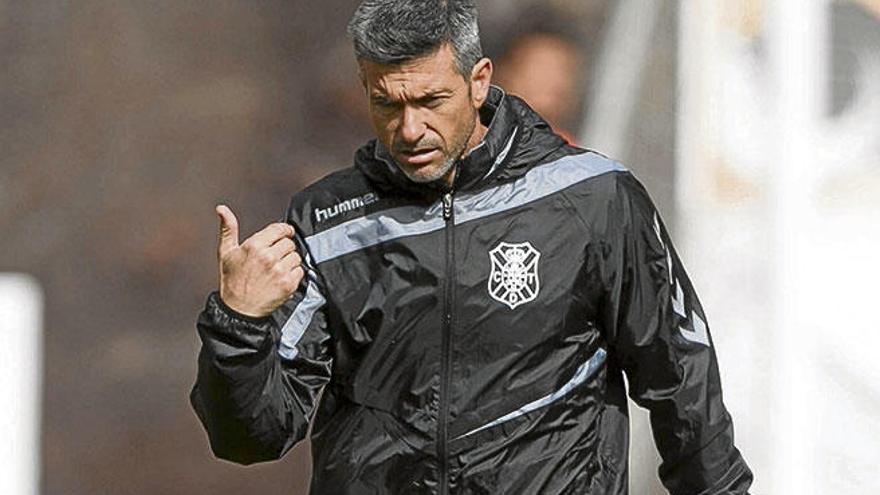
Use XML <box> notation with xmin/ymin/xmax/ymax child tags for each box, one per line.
<box><xmin>359</xmin><ymin>44</ymin><xmax>464</xmax><ymax>97</ymax></box>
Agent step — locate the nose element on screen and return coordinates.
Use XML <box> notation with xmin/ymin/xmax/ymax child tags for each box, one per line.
<box><xmin>398</xmin><ymin>105</ymin><xmax>426</xmax><ymax>145</ymax></box>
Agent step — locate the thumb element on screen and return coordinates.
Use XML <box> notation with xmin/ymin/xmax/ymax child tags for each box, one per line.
<box><xmin>216</xmin><ymin>204</ymin><xmax>240</xmax><ymax>256</ymax></box>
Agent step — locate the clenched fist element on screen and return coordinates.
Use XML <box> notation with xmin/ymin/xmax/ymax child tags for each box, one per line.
<box><xmin>216</xmin><ymin>205</ymin><xmax>305</xmax><ymax>318</ymax></box>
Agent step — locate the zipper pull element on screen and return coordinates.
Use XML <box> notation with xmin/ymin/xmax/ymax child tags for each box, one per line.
<box><xmin>442</xmin><ymin>192</ymin><xmax>453</xmax><ymax>220</ymax></box>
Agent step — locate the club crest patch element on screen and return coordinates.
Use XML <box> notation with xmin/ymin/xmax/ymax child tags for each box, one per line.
<box><xmin>488</xmin><ymin>241</ymin><xmax>541</xmax><ymax>309</ymax></box>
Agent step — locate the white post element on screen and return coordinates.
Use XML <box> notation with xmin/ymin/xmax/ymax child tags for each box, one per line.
<box><xmin>768</xmin><ymin>0</ymin><xmax>828</xmax><ymax>493</ymax></box>
<box><xmin>676</xmin><ymin>0</ymin><xmax>722</xmax><ymax>236</ymax></box>
<box><xmin>0</xmin><ymin>274</ymin><xmax>43</xmax><ymax>495</ymax></box>
<box><xmin>579</xmin><ymin>0</ymin><xmax>663</xmax><ymax>158</ymax></box>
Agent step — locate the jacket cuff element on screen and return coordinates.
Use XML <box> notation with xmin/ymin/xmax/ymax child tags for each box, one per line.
<box><xmin>212</xmin><ymin>291</ymin><xmax>273</xmax><ymax>325</ymax></box>
<box><xmin>198</xmin><ymin>292</ymin><xmax>274</xmax><ymax>347</ymax></box>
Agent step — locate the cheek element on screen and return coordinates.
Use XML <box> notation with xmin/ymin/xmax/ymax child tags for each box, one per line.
<box><xmin>433</xmin><ymin>104</ymin><xmax>471</xmax><ymax>143</ymax></box>
<box><xmin>370</xmin><ymin>112</ymin><xmax>398</xmax><ymax>144</ymax></box>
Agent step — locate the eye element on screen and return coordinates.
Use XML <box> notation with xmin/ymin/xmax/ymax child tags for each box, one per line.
<box><xmin>372</xmin><ymin>97</ymin><xmax>398</xmax><ymax>110</ymax></box>
<box><xmin>420</xmin><ymin>96</ymin><xmax>446</xmax><ymax>109</ymax></box>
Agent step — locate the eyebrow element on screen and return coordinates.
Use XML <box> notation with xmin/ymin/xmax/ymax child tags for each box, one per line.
<box><xmin>371</xmin><ymin>89</ymin><xmax>453</xmax><ymax>103</ymax></box>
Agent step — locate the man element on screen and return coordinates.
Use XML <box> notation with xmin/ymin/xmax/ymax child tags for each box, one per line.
<box><xmin>493</xmin><ymin>5</ymin><xmax>588</xmax><ymax>143</ymax></box>
<box><xmin>191</xmin><ymin>1</ymin><xmax>753</xmax><ymax>493</ymax></box>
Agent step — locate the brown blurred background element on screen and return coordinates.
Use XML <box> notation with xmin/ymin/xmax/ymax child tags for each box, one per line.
<box><xmin>12</xmin><ymin>0</ymin><xmax>846</xmax><ymax>493</ymax></box>
<box><xmin>6</xmin><ymin>0</ymin><xmax>880</xmax><ymax>493</ymax></box>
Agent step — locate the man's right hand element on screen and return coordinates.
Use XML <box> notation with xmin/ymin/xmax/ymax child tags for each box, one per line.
<box><xmin>216</xmin><ymin>205</ymin><xmax>305</xmax><ymax>318</ymax></box>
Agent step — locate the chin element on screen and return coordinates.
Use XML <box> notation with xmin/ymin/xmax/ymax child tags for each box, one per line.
<box><xmin>399</xmin><ymin>160</ymin><xmax>454</xmax><ymax>184</ymax></box>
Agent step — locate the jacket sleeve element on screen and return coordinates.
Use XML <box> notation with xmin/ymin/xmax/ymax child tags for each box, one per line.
<box><xmin>190</xmin><ymin>240</ymin><xmax>333</xmax><ymax>465</ymax></box>
<box><xmin>597</xmin><ymin>172</ymin><xmax>752</xmax><ymax>494</ymax></box>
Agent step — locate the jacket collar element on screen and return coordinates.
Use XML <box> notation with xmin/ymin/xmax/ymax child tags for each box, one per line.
<box><xmin>355</xmin><ymin>85</ymin><xmax>565</xmax><ymax>197</ymax></box>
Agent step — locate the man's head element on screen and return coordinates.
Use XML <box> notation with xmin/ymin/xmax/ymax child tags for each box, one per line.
<box><xmin>348</xmin><ymin>0</ymin><xmax>492</xmax><ymax>184</ymax></box>
<box><xmin>493</xmin><ymin>6</ymin><xmax>586</xmax><ymax>140</ymax></box>
<box><xmin>496</xmin><ymin>33</ymin><xmax>582</xmax><ymax>137</ymax></box>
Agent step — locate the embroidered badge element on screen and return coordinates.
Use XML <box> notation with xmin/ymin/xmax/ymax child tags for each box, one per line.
<box><xmin>488</xmin><ymin>241</ymin><xmax>541</xmax><ymax>309</ymax></box>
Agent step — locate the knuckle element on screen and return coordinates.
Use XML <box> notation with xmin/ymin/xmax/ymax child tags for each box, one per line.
<box><xmin>257</xmin><ymin>250</ymin><xmax>274</xmax><ymax>266</ymax></box>
<box><xmin>273</xmin><ymin>222</ymin><xmax>293</xmax><ymax>237</ymax></box>
<box><xmin>281</xmin><ymin>275</ymin><xmax>299</xmax><ymax>293</ymax></box>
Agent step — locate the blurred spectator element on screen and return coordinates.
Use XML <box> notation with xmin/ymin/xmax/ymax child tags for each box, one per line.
<box><xmin>492</xmin><ymin>5</ymin><xmax>594</xmax><ymax>142</ymax></box>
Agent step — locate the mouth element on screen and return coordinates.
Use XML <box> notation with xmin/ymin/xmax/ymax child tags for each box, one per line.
<box><xmin>398</xmin><ymin>148</ymin><xmax>441</xmax><ymax>166</ymax></box>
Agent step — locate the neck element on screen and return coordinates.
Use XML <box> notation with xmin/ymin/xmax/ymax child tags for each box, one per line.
<box><xmin>444</xmin><ymin>119</ymin><xmax>489</xmax><ymax>187</ymax></box>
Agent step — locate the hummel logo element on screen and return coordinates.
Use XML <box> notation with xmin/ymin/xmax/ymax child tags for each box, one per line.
<box><xmin>314</xmin><ymin>192</ymin><xmax>379</xmax><ymax>223</ymax></box>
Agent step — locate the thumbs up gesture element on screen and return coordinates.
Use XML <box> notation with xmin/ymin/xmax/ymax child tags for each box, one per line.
<box><xmin>216</xmin><ymin>205</ymin><xmax>305</xmax><ymax>318</ymax></box>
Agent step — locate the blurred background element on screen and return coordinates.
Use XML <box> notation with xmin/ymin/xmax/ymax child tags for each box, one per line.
<box><xmin>1</xmin><ymin>0</ymin><xmax>878</xmax><ymax>493</ymax></box>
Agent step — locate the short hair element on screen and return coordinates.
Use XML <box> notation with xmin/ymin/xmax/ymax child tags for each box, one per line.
<box><xmin>347</xmin><ymin>0</ymin><xmax>484</xmax><ymax>77</ymax></box>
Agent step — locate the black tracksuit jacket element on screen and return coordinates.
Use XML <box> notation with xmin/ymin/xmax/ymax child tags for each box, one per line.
<box><xmin>191</xmin><ymin>87</ymin><xmax>753</xmax><ymax>494</ymax></box>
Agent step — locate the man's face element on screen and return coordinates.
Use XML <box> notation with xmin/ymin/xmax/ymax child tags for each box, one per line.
<box><xmin>360</xmin><ymin>44</ymin><xmax>489</xmax><ymax>184</ymax></box>
<box><xmin>496</xmin><ymin>34</ymin><xmax>582</xmax><ymax>135</ymax></box>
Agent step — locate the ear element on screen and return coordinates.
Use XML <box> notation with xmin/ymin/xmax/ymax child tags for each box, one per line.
<box><xmin>469</xmin><ymin>57</ymin><xmax>493</xmax><ymax>109</ymax></box>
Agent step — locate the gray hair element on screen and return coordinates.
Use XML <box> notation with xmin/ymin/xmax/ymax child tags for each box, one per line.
<box><xmin>347</xmin><ymin>0</ymin><xmax>484</xmax><ymax>77</ymax></box>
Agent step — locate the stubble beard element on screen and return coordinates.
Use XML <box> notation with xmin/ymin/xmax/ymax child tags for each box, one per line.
<box><xmin>396</xmin><ymin>114</ymin><xmax>477</xmax><ymax>185</ymax></box>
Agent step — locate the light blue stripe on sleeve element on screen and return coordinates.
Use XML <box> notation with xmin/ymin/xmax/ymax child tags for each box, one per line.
<box><xmin>278</xmin><ymin>253</ymin><xmax>326</xmax><ymax>360</ymax></box>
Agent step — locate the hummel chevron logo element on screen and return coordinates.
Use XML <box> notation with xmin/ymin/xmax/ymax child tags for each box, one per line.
<box><xmin>653</xmin><ymin>213</ymin><xmax>710</xmax><ymax>347</ymax></box>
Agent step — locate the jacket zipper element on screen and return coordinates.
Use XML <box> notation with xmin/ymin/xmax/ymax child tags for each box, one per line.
<box><xmin>439</xmin><ymin>191</ymin><xmax>454</xmax><ymax>495</ymax></box>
